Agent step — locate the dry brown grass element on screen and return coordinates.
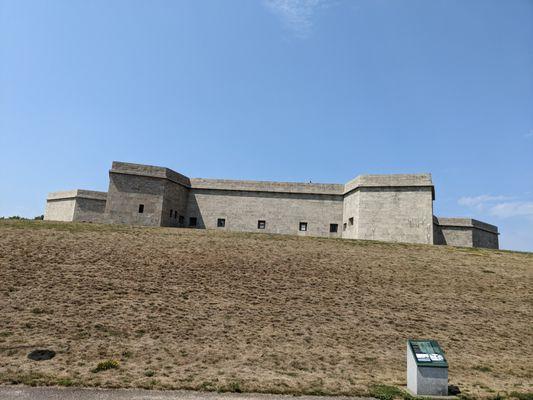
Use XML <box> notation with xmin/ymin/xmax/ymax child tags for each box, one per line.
<box><xmin>0</xmin><ymin>220</ymin><xmax>531</xmax><ymax>398</ymax></box>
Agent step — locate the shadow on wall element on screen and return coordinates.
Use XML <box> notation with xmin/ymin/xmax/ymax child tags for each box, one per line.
<box><xmin>186</xmin><ymin>194</ymin><xmax>205</xmax><ymax>229</ymax></box>
<box><xmin>433</xmin><ymin>222</ymin><xmax>447</xmax><ymax>245</ymax></box>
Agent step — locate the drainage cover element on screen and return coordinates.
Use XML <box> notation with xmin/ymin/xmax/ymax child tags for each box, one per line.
<box><xmin>28</xmin><ymin>349</ymin><xmax>56</xmax><ymax>361</ymax></box>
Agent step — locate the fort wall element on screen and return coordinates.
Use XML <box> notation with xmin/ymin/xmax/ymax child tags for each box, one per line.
<box><xmin>356</xmin><ymin>187</ymin><xmax>434</xmax><ymax>244</ymax></box>
<box><xmin>187</xmin><ymin>188</ymin><xmax>343</xmax><ymax>236</ymax></box>
<box><xmin>105</xmin><ymin>171</ymin><xmax>165</xmax><ymax>226</ymax></box>
<box><xmin>433</xmin><ymin>217</ymin><xmax>499</xmax><ymax>249</ymax></box>
<box><xmin>342</xmin><ymin>190</ymin><xmax>360</xmax><ymax>239</ymax></box>
<box><xmin>44</xmin><ymin>190</ymin><xmax>107</xmax><ymax>223</ymax></box>
<box><xmin>162</xmin><ymin>180</ymin><xmax>190</xmax><ymax>227</ymax></box>
<box><xmin>45</xmin><ymin>191</ymin><xmax>76</xmax><ymax>222</ymax></box>
<box><xmin>43</xmin><ymin>161</ymin><xmax>499</xmax><ymax>249</ymax></box>
<box><xmin>342</xmin><ymin>174</ymin><xmax>434</xmax><ymax>244</ymax></box>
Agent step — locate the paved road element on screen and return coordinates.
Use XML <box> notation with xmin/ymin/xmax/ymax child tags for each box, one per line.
<box><xmin>0</xmin><ymin>387</ymin><xmax>373</xmax><ymax>400</ymax></box>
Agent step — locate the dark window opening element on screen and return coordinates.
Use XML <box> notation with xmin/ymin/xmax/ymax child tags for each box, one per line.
<box><xmin>217</xmin><ymin>218</ymin><xmax>226</xmax><ymax>228</ymax></box>
<box><xmin>258</xmin><ymin>220</ymin><xmax>266</xmax><ymax>229</ymax></box>
<box><xmin>330</xmin><ymin>223</ymin><xmax>338</xmax><ymax>233</ymax></box>
<box><xmin>299</xmin><ymin>222</ymin><xmax>308</xmax><ymax>232</ymax></box>
<box><xmin>179</xmin><ymin>215</ymin><xmax>184</xmax><ymax>224</ymax></box>
<box><xmin>189</xmin><ymin>217</ymin><xmax>197</xmax><ymax>227</ymax></box>
<box><xmin>349</xmin><ymin>217</ymin><xmax>354</xmax><ymax>225</ymax></box>
<box><xmin>343</xmin><ymin>223</ymin><xmax>347</xmax><ymax>231</ymax></box>
<box><xmin>169</xmin><ymin>209</ymin><xmax>173</xmax><ymax>218</ymax></box>
<box><xmin>138</xmin><ymin>204</ymin><xmax>144</xmax><ymax>214</ymax></box>
<box><xmin>174</xmin><ymin>210</ymin><xmax>178</xmax><ymax>219</ymax></box>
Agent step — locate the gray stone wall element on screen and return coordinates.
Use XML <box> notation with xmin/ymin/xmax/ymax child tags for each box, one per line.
<box><xmin>433</xmin><ymin>217</ymin><xmax>499</xmax><ymax>249</ymax></box>
<box><xmin>434</xmin><ymin>226</ymin><xmax>474</xmax><ymax>247</ymax></box>
<box><xmin>45</xmin><ymin>197</ymin><xmax>76</xmax><ymax>221</ymax></box>
<box><xmin>104</xmin><ymin>172</ymin><xmax>165</xmax><ymax>226</ymax></box>
<box><xmin>342</xmin><ymin>174</ymin><xmax>435</xmax><ymax>244</ymax></box>
<box><xmin>43</xmin><ymin>162</ymin><xmax>499</xmax><ymax>249</ymax></box>
<box><xmin>74</xmin><ymin>197</ymin><xmax>106</xmax><ymax>222</ymax></box>
<box><xmin>187</xmin><ymin>189</ymin><xmax>344</xmax><ymax>237</ymax></box>
<box><xmin>473</xmin><ymin>228</ymin><xmax>499</xmax><ymax>249</ymax></box>
<box><xmin>44</xmin><ymin>190</ymin><xmax>107</xmax><ymax>222</ymax></box>
<box><xmin>161</xmin><ymin>180</ymin><xmax>190</xmax><ymax>227</ymax></box>
<box><xmin>342</xmin><ymin>191</ymin><xmax>359</xmax><ymax>239</ymax></box>
<box><xmin>356</xmin><ymin>187</ymin><xmax>434</xmax><ymax>244</ymax></box>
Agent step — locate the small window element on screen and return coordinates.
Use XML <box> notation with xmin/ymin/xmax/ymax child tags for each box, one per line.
<box><xmin>343</xmin><ymin>223</ymin><xmax>347</xmax><ymax>231</ymax></box>
<box><xmin>349</xmin><ymin>217</ymin><xmax>354</xmax><ymax>225</ymax></box>
<box><xmin>138</xmin><ymin>204</ymin><xmax>144</xmax><ymax>213</ymax></box>
<box><xmin>217</xmin><ymin>218</ymin><xmax>225</xmax><ymax>228</ymax></box>
<box><xmin>169</xmin><ymin>209</ymin><xmax>173</xmax><ymax>218</ymax></box>
<box><xmin>330</xmin><ymin>223</ymin><xmax>338</xmax><ymax>233</ymax></box>
<box><xmin>258</xmin><ymin>220</ymin><xmax>266</xmax><ymax>229</ymax></box>
<box><xmin>174</xmin><ymin>210</ymin><xmax>178</xmax><ymax>219</ymax></box>
<box><xmin>189</xmin><ymin>217</ymin><xmax>197</xmax><ymax>227</ymax></box>
<box><xmin>179</xmin><ymin>215</ymin><xmax>184</xmax><ymax>224</ymax></box>
<box><xmin>299</xmin><ymin>222</ymin><xmax>308</xmax><ymax>232</ymax></box>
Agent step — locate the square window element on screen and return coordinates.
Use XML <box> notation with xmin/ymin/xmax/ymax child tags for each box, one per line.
<box><xmin>349</xmin><ymin>217</ymin><xmax>354</xmax><ymax>225</ymax></box>
<box><xmin>330</xmin><ymin>223</ymin><xmax>338</xmax><ymax>233</ymax></box>
<box><xmin>299</xmin><ymin>222</ymin><xmax>308</xmax><ymax>232</ymax></box>
<box><xmin>257</xmin><ymin>220</ymin><xmax>266</xmax><ymax>229</ymax></box>
<box><xmin>179</xmin><ymin>215</ymin><xmax>184</xmax><ymax>224</ymax></box>
<box><xmin>138</xmin><ymin>204</ymin><xmax>144</xmax><ymax>214</ymax></box>
<box><xmin>217</xmin><ymin>218</ymin><xmax>225</xmax><ymax>228</ymax></box>
<box><xmin>189</xmin><ymin>217</ymin><xmax>197</xmax><ymax>227</ymax></box>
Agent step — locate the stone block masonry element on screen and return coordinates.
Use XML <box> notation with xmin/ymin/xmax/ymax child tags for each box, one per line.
<box><xmin>45</xmin><ymin>190</ymin><xmax>107</xmax><ymax>223</ymax></box>
<box><xmin>44</xmin><ymin>161</ymin><xmax>499</xmax><ymax>249</ymax></box>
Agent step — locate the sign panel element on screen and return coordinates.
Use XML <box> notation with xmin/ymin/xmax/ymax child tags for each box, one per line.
<box><xmin>408</xmin><ymin>339</ymin><xmax>448</xmax><ymax>368</ymax></box>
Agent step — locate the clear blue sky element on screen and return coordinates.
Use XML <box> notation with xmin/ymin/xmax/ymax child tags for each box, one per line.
<box><xmin>1</xmin><ymin>0</ymin><xmax>532</xmax><ymax>251</ymax></box>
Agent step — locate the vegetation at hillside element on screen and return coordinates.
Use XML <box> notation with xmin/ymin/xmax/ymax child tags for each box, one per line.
<box><xmin>0</xmin><ymin>220</ymin><xmax>531</xmax><ymax>399</ymax></box>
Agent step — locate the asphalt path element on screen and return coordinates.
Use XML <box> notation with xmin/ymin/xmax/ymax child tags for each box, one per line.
<box><xmin>0</xmin><ymin>387</ymin><xmax>373</xmax><ymax>400</ymax></box>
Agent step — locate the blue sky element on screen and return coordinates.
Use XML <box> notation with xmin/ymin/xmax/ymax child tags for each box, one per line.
<box><xmin>1</xmin><ymin>0</ymin><xmax>532</xmax><ymax>251</ymax></box>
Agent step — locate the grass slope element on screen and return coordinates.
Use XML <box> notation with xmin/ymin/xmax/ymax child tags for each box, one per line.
<box><xmin>0</xmin><ymin>220</ymin><xmax>531</xmax><ymax>399</ymax></box>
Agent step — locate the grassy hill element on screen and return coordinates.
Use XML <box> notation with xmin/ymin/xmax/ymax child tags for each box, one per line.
<box><xmin>0</xmin><ymin>220</ymin><xmax>531</xmax><ymax>399</ymax></box>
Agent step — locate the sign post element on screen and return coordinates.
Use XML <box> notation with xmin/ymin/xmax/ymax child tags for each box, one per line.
<box><xmin>407</xmin><ymin>339</ymin><xmax>448</xmax><ymax>396</ymax></box>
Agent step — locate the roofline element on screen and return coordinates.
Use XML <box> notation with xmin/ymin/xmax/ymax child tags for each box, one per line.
<box><xmin>109</xmin><ymin>161</ymin><xmax>435</xmax><ymax>197</ymax></box>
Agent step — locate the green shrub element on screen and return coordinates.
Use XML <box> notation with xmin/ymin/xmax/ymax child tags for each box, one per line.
<box><xmin>57</xmin><ymin>378</ymin><xmax>74</xmax><ymax>386</ymax></box>
<box><xmin>91</xmin><ymin>359</ymin><xmax>119</xmax><ymax>373</ymax></box>
<box><xmin>227</xmin><ymin>381</ymin><xmax>242</xmax><ymax>393</ymax></box>
<box><xmin>510</xmin><ymin>392</ymin><xmax>533</xmax><ymax>400</ymax></box>
<box><xmin>369</xmin><ymin>384</ymin><xmax>404</xmax><ymax>400</ymax></box>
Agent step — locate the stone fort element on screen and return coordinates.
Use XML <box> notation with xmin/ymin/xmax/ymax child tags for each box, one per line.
<box><xmin>44</xmin><ymin>161</ymin><xmax>499</xmax><ymax>249</ymax></box>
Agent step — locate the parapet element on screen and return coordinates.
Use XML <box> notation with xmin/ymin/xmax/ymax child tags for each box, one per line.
<box><xmin>110</xmin><ymin>161</ymin><xmax>191</xmax><ymax>187</ymax></box>
<box><xmin>434</xmin><ymin>217</ymin><xmax>499</xmax><ymax>234</ymax></box>
<box><xmin>110</xmin><ymin>162</ymin><xmax>345</xmax><ymax>195</ymax></box>
<box><xmin>190</xmin><ymin>178</ymin><xmax>344</xmax><ymax>195</ymax></box>
<box><xmin>47</xmin><ymin>190</ymin><xmax>107</xmax><ymax>201</ymax></box>
<box><xmin>109</xmin><ymin>162</ymin><xmax>436</xmax><ymax>198</ymax></box>
<box><xmin>344</xmin><ymin>173</ymin><xmax>434</xmax><ymax>197</ymax></box>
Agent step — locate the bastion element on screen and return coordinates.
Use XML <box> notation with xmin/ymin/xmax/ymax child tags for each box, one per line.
<box><xmin>44</xmin><ymin>161</ymin><xmax>499</xmax><ymax>249</ymax></box>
